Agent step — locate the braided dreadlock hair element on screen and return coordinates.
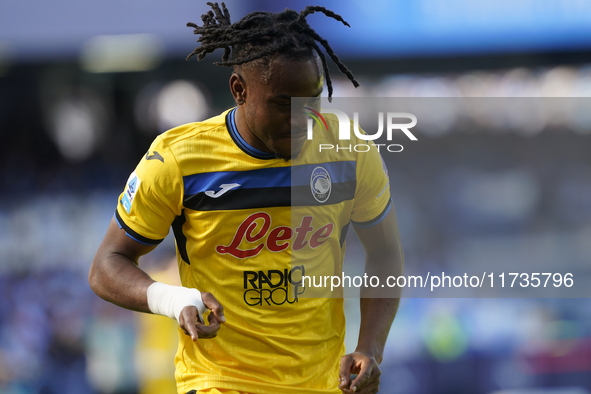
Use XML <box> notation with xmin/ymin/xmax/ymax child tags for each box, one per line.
<box><xmin>186</xmin><ymin>2</ymin><xmax>359</xmax><ymax>98</ymax></box>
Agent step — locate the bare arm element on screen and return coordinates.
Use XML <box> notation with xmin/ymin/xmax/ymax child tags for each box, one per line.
<box><xmin>339</xmin><ymin>209</ymin><xmax>404</xmax><ymax>394</ymax></box>
<box><xmin>89</xmin><ymin>217</ymin><xmax>157</xmax><ymax>312</ymax></box>
<box><xmin>89</xmin><ymin>217</ymin><xmax>225</xmax><ymax>339</ymax></box>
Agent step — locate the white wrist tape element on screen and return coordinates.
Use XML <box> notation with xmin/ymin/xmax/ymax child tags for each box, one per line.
<box><xmin>146</xmin><ymin>282</ymin><xmax>207</xmax><ymax>323</ymax></box>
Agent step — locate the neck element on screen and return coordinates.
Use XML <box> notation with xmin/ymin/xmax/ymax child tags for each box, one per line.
<box><xmin>234</xmin><ymin>106</ymin><xmax>273</xmax><ymax>154</ymax></box>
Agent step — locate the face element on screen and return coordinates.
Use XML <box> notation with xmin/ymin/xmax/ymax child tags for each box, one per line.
<box><xmin>231</xmin><ymin>56</ymin><xmax>324</xmax><ymax>160</ymax></box>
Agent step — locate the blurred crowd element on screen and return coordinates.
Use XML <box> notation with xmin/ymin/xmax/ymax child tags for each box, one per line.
<box><xmin>0</xmin><ymin>269</ymin><xmax>135</xmax><ymax>393</ymax></box>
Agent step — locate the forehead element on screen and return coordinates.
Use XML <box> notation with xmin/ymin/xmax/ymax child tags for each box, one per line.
<box><xmin>246</xmin><ymin>57</ymin><xmax>323</xmax><ymax>97</ymax></box>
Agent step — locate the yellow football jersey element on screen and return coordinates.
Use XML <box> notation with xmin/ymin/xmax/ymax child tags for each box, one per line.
<box><xmin>115</xmin><ymin>108</ymin><xmax>391</xmax><ymax>394</ymax></box>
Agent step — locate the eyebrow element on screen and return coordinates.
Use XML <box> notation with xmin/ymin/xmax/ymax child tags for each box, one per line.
<box><xmin>274</xmin><ymin>89</ymin><xmax>323</xmax><ymax>101</ymax></box>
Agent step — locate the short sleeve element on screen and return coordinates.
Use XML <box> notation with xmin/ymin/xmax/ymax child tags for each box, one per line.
<box><xmin>115</xmin><ymin>136</ymin><xmax>183</xmax><ymax>245</ymax></box>
<box><xmin>350</xmin><ymin>142</ymin><xmax>391</xmax><ymax>228</ymax></box>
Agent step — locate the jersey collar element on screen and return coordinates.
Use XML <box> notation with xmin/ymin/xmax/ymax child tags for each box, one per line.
<box><xmin>226</xmin><ymin>108</ymin><xmax>277</xmax><ymax>160</ymax></box>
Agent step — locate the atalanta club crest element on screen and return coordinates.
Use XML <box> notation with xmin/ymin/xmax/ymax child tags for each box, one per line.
<box><xmin>310</xmin><ymin>166</ymin><xmax>331</xmax><ymax>203</ymax></box>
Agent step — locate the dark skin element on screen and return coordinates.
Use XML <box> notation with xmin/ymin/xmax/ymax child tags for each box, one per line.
<box><xmin>339</xmin><ymin>210</ymin><xmax>403</xmax><ymax>394</ymax></box>
<box><xmin>89</xmin><ymin>55</ymin><xmax>403</xmax><ymax>394</ymax></box>
<box><xmin>230</xmin><ymin>56</ymin><xmax>322</xmax><ymax>160</ymax></box>
<box><xmin>88</xmin><ymin>218</ymin><xmax>226</xmax><ymax>340</ymax></box>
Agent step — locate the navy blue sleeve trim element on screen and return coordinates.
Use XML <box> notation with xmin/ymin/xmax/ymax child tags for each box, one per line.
<box><xmin>351</xmin><ymin>200</ymin><xmax>392</xmax><ymax>229</ymax></box>
<box><xmin>114</xmin><ymin>210</ymin><xmax>163</xmax><ymax>246</ymax></box>
<box><xmin>171</xmin><ymin>210</ymin><xmax>191</xmax><ymax>265</ymax></box>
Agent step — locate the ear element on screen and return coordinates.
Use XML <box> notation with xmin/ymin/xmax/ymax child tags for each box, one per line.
<box><xmin>229</xmin><ymin>72</ymin><xmax>246</xmax><ymax>105</ymax></box>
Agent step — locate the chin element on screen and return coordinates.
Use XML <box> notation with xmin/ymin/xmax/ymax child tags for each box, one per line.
<box><xmin>266</xmin><ymin>144</ymin><xmax>290</xmax><ymax>161</ymax></box>
<box><xmin>269</xmin><ymin>143</ymin><xmax>292</xmax><ymax>161</ymax></box>
<box><xmin>290</xmin><ymin>139</ymin><xmax>307</xmax><ymax>160</ymax></box>
<box><xmin>269</xmin><ymin>137</ymin><xmax>306</xmax><ymax>162</ymax></box>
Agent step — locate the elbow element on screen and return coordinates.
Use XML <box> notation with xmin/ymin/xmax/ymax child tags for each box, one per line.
<box><xmin>88</xmin><ymin>258</ymin><xmax>106</xmax><ymax>299</ymax></box>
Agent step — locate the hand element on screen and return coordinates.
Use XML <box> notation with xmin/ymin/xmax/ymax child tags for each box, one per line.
<box><xmin>339</xmin><ymin>352</ymin><xmax>381</xmax><ymax>394</ymax></box>
<box><xmin>178</xmin><ymin>292</ymin><xmax>225</xmax><ymax>341</ymax></box>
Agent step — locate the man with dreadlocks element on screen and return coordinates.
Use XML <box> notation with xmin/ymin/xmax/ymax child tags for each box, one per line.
<box><xmin>90</xmin><ymin>3</ymin><xmax>403</xmax><ymax>394</ymax></box>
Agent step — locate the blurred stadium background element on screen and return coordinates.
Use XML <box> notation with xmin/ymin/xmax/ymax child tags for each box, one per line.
<box><xmin>2</xmin><ymin>0</ymin><xmax>591</xmax><ymax>393</ymax></box>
